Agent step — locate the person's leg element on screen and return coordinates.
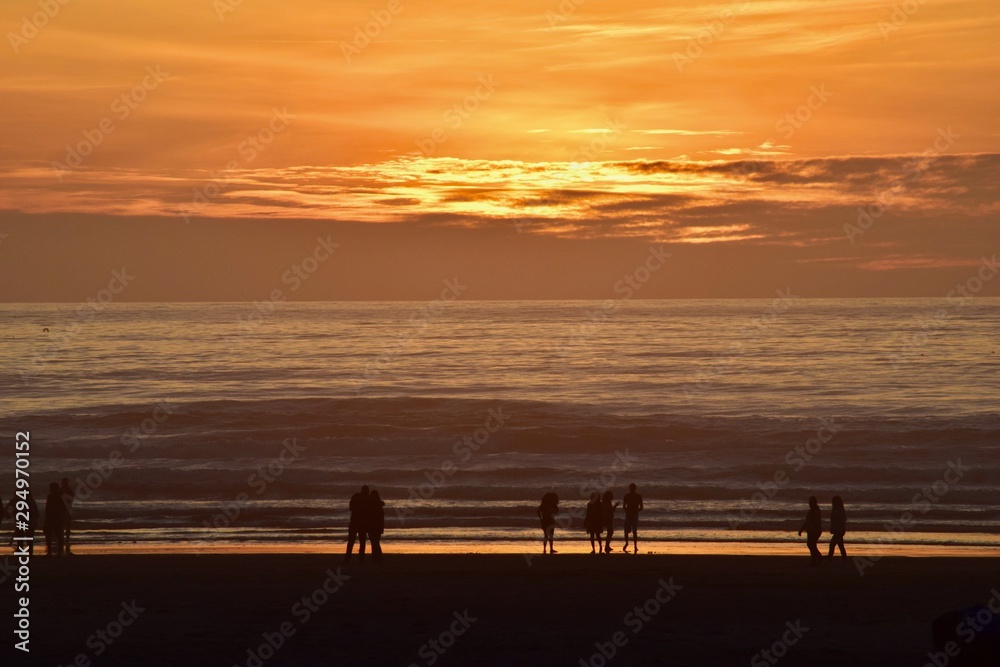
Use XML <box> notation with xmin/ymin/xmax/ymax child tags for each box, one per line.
<box><xmin>837</xmin><ymin>534</ymin><xmax>846</xmax><ymax>558</ymax></box>
<box><xmin>807</xmin><ymin>535</ymin><xmax>822</xmax><ymax>564</ymax></box>
<box><xmin>345</xmin><ymin>525</ymin><xmax>358</xmax><ymax>560</ymax></box>
<box><xmin>371</xmin><ymin>535</ymin><xmax>382</xmax><ymax>562</ymax></box>
<box><xmin>359</xmin><ymin>531</ymin><xmax>367</xmax><ymax>562</ymax></box>
<box><xmin>65</xmin><ymin>522</ymin><xmax>72</xmax><ymax>554</ymax></box>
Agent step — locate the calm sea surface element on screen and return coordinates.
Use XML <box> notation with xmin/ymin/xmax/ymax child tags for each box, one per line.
<box><xmin>1</xmin><ymin>299</ymin><xmax>998</xmax><ymax>554</ymax></box>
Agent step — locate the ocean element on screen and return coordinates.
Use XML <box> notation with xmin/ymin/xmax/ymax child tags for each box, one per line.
<box><xmin>1</xmin><ymin>299</ymin><xmax>998</xmax><ymax>554</ymax></box>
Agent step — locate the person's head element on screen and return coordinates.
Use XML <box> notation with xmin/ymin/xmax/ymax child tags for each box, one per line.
<box><xmin>629</xmin><ymin>483</ymin><xmax>637</xmax><ymax>492</ymax></box>
<box><xmin>590</xmin><ymin>492</ymin><xmax>599</xmax><ymax>502</ymax></box>
<box><xmin>371</xmin><ymin>490</ymin><xmax>381</xmax><ymax>502</ymax></box>
<box><xmin>808</xmin><ymin>496</ymin><xmax>818</xmax><ymax>509</ymax></box>
<box><xmin>61</xmin><ymin>477</ymin><xmax>70</xmax><ymax>488</ymax></box>
<box><xmin>361</xmin><ymin>485</ymin><xmax>370</xmax><ymax>495</ymax></box>
<box><xmin>50</xmin><ymin>482</ymin><xmax>60</xmax><ymax>493</ymax></box>
<box><xmin>832</xmin><ymin>495</ymin><xmax>844</xmax><ymax>509</ymax></box>
<box><xmin>602</xmin><ymin>490</ymin><xmax>613</xmax><ymax>502</ymax></box>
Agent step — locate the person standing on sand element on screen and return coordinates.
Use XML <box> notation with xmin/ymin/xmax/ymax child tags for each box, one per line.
<box><xmin>537</xmin><ymin>492</ymin><xmax>559</xmax><ymax>554</ymax></box>
<box><xmin>585</xmin><ymin>492</ymin><xmax>603</xmax><ymax>553</ymax></box>
<box><xmin>60</xmin><ymin>477</ymin><xmax>75</xmax><ymax>555</ymax></box>
<box><xmin>797</xmin><ymin>496</ymin><xmax>823</xmax><ymax>566</ymax></box>
<box><xmin>828</xmin><ymin>496</ymin><xmax>847</xmax><ymax>560</ymax></box>
<box><xmin>622</xmin><ymin>483</ymin><xmax>644</xmax><ymax>553</ymax></box>
<box><xmin>602</xmin><ymin>491</ymin><xmax>619</xmax><ymax>555</ymax></box>
<box><xmin>345</xmin><ymin>485</ymin><xmax>370</xmax><ymax>563</ymax></box>
<box><xmin>368</xmin><ymin>489</ymin><xmax>386</xmax><ymax>563</ymax></box>
<box><xmin>44</xmin><ymin>482</ymin><xmax>68</xmax><ymax>557</ymax></box>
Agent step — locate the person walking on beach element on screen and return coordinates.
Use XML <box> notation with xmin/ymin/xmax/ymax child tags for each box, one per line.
<box><xmin>602</xmin><ymin>491</ymin><xmax>619</xmax><ymax>555</ymax></box>
<box><xmin>622</xmin><ymin>483</ymin><xmax>644</xmax><ymax>553</ymax></box>
<box><xmin>44</xmin><ymin>481</ymin><xmax>68</xmax><ymax>557</ymax></box>
<box><xmin>584</xmin><ymin>492</ymin><xmax>603</xmax><ymax>554</ymax></box>
<box><xmin>368</xmin><ymin>489</ymin><xmax>386</xmax><ymax>563</ymax></box>
<box><xmin>60</xmin><ymin>477</ymin><xmax>75</xmax><ymax>555</ymax></box>
<box><xmin>345</xmin><ymin>485</ymin><xmax>371</xmax><ymax>563</ymax></box>
<box><xmin>798</xmin><ymin>496</ymin><xmax>823</xmax><ymax>566</ymax></box>
<box><xmin>827</xmin><ymin>495</ymin><xmax>847</xmax><ymax>560</ymax></box>
<box><xmin>537</xmin><ymin>492</ymin><xmax>559</xmax><ymax>554</ymax></box>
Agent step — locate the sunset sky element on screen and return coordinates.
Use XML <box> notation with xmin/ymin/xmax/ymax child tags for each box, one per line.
<box><xmin>1</xmin><ymin>0</ymin><xmax>997</xmax><ymax>300</ymax></box>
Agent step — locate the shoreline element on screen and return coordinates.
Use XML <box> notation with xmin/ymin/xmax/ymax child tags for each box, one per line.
<box><xmin>23</xmin><ymin>539</ymin><xmax>1000</xmax><ymax>557</ymax></box>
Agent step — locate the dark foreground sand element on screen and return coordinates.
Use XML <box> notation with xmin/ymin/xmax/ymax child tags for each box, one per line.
<box><xmin>5</xmin><ymin>554</ymin><xmax>999</xmax><ymax>666</ymax></box>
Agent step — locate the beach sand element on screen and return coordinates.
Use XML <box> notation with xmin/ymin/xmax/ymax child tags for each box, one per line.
<box><xmin>9</xmin><ymin>553</ymin><xmax>999</xmax><ymax>666</ymax></box>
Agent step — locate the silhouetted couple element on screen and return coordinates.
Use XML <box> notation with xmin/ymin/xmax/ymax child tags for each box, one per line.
<box><xmin>798</xmin><ymin>495</ymin><xmax>847</xmax><ymax>565</ymax></box>
<box><xmin>344</xmin><ymin>485</ymin><xmax>385</xmax><ymax>563</ymax></box>
<box><xmin>584</xmin><ymin>484</ymin><xmax>643</xmax><ymax>554</ymax></box>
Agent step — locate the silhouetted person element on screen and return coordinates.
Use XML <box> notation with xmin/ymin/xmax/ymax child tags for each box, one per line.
<box><xmin>828</xmin><ymin>495</ymin><xmax>847</xmax><ymax>560</ymax></box>
<box><xmin>44</xmin><ymin>482</ymin><xmax>68</xmax><ymax>557</ymax></box>
<box><xmin>537</xmin><ymin>492</ymin><xmax>559</xmax><ymax>554</ymax></box>
<box><xmin>602</xmin><ymin>491</ymin><xmax>619</xmax><ymax>554</ymax></box>
<box><xmin>60</xmin><ymin>477</ymin><xmax>75</xmax><ymax>555</ymax></box>
<box><xmin>584</xmin><ymin>492</ymin><xmax>603</xmax><ymax>553</ymax></box>
<box><xmin>7</xmin><ymin>490</ymin><xmax>38</xmax><ymax>556</ymax></box>
<box><xmin>798</xmin><ymin>496</ymin><xmax>823</xmax><ymax>566</ymax></box>
<box><xmin>344</xmin><ymin>485</ymin><xmax>370</xmax><ymax>563</ymax></box>
<box><xmin>622</xmin><ymin>483</ymin><xmax>644</xmax><ymax>553</ymax></box>
<box><xmin>368</xmin><ymin>489</ymin><xmax>385</xmax><ymax>563</ymax></box>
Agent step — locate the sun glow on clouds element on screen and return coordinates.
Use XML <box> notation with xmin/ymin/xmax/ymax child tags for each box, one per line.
<box><xmin>0</xmin><ymin>0</ymin><xmax>996</xmax><ymax>278</ymax></box>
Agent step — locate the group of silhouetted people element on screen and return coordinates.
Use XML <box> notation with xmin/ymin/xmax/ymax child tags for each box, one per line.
<box><xmin>2</xmin><ymin>478</ymin><xmax>75</xmax><ymax>557</ymax></box>
<box><xmin>344</xmin><ymin>485</ymin><xmax>386</xmax><ymax>563</ymax></box>
<box><xmin>539</xmin><ymin>483</ymin><xmax>645</xmax><ymax>555</ymax></box>
<box><xmin>798</xmin><ymin>495</ymin><xmax>847</xmax><ymax>565</ymax></box>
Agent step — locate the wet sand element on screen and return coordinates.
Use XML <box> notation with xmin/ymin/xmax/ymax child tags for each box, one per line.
<box><xmin>8</xmin><ymin>554</ymin><xmax>999</xmax><ymax>666</ymax></box>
